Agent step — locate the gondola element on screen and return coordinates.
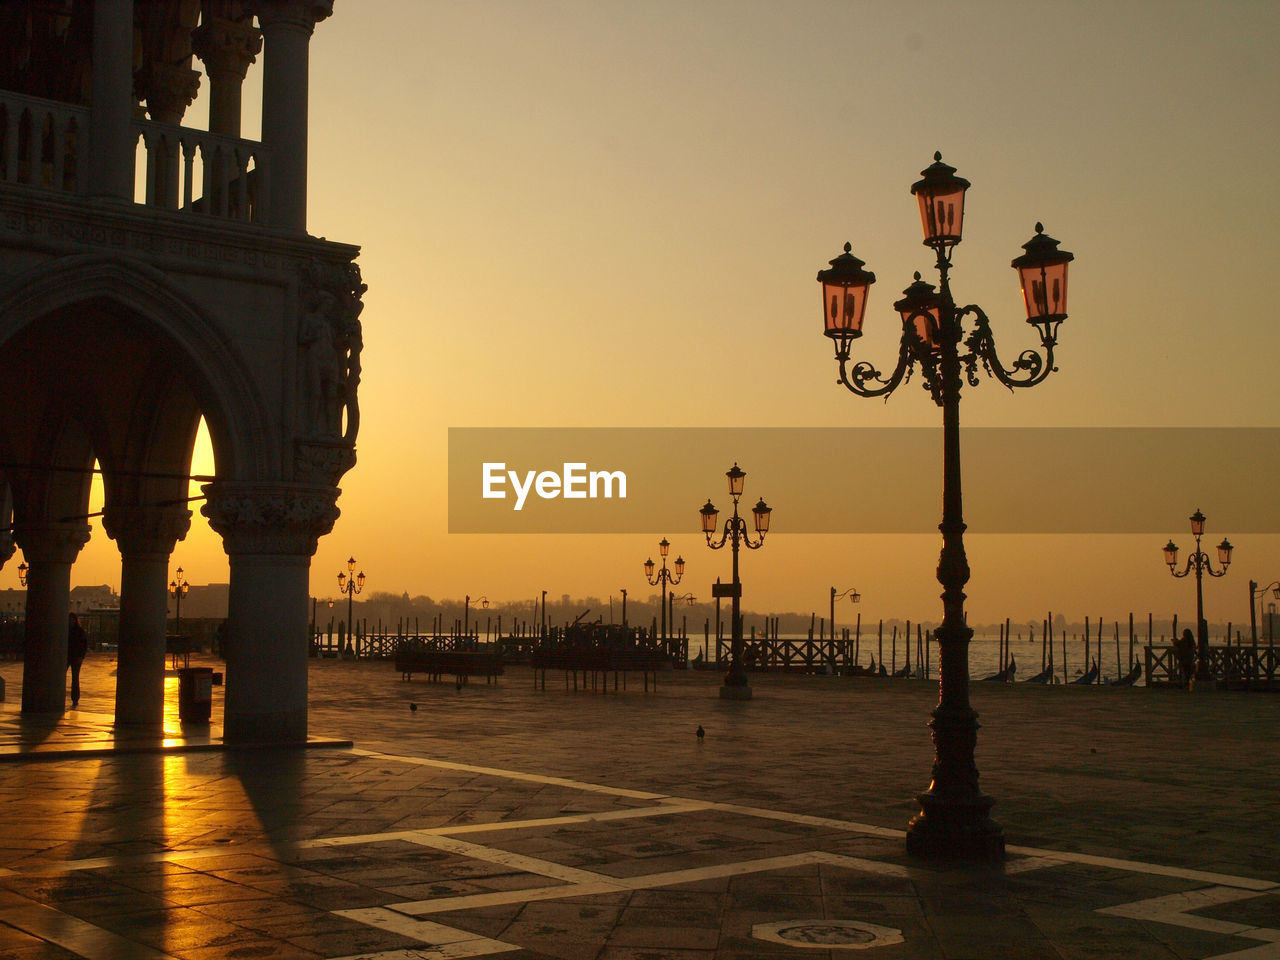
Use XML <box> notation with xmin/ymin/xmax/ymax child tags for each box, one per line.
<box><xmin>1070</xmin><ymin>661</ymin><xmax>1100</xmax><ymax>685</ymax></box>
<box><xmin>980</xmin><ymin>655</ymin><xmax>1016</xmax><ymax>682</ymax></box>
<box><xmin>1023</xmin><ymin>663</ymin><xmax>1054</xmax><ymax>683</ymax></box>
<box><xmin>1109</xmin><ymin>663</ymin><xmax>1142</xmax><ymax>686</ymax></box>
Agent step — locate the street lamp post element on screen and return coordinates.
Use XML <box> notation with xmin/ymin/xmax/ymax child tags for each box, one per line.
<box><xmin>1248</xmin><ymin>580</ymin><xmax>1280</xmax><ymax>646</ymax></box>
<box><xmin>700</xmin><ymin>463</ymin><xmax>771</xmax><ymax>700</ymax></box>
<box><xmin>815</xmin><ymin>153</ymin><xmax>1075</xmax><ymax>861</ymax></box>
<box><xmin>17</xmin><ymin>561</ymin><xmax>27</xmax><ymax>587</ymax></box>
<box><xmin>337</xmin><ymin>556</ymin><xmax>366</xmax><ymax>656</ymax></box>
<box><xmin>1163</xmin><ymin>509</ymin><xmax>1233</xmax><ymax>681</ymax></box>
<box><xmin>169</xmin><ymin>566</ymin><xmax>190</xmax><ymax>634</ymax></box>
<box><xmin>830</xmin><ymin>586</ymin><xmax>861</xmax><ymax>650</ymax></box>
<box><xmin>464</xmin><ymin>595</ymin><xmax>489</xmax><ymax>638</ymax></box>
<box><xmin>620</xmin><ymin>588</ymin><xmax>628</xmax><ymax>628</ymax></box>
<box><xmin>643</xmin><ymin>538</ymin><xmax>685</xmax><ymax>650</ymax></box>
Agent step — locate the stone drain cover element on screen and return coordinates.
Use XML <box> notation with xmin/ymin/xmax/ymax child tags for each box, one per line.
<box><xmin>753</xmin><ymin>919</ymin><xmax>904</xmax><ymax>950</ymax></box>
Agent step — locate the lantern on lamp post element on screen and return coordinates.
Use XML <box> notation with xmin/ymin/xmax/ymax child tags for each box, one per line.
<box><xmin>815</xmin><ymin>152</ymin><xmax>1075</xmax><ymax>862</ymax></box>
<box><xmin>700</xmin><ymin>463</ymin><xmax>771</xmax><ymax>700</ymax></box>
<box><xmin>337</xmin><ymin>557</ymin><xmax>366</xmax><ymax>656</ymax></box>
<box><xmin>1163</xmin><ymin>509</ymin><xmax>1233</xmax><ymax>681</ymax></box>
<box><xmin>644</xmin><ymin>538</ymin><xmax>685</xmax><ymax>650</ymax></box>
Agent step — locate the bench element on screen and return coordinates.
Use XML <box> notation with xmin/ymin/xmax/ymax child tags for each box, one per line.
<box><xmin>531</xmin><ymin>647</ymin><xmax>669</xmax><ymax>692</ymax></box>
<box><xmin>395</xmin><ymin>649</ymin><xmax>503</xmax><ymax>684</ymax></box>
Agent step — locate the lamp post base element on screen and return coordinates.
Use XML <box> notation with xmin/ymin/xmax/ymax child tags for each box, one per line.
<box><xmin>905</xmin><ymin>794</ymin><xmax>1004</xmax><ymax>861</ymax></box>
<box><xmin>719</xmin><ymin>683</ymin><xmax>752</xmax><ymax>700</ymax></box>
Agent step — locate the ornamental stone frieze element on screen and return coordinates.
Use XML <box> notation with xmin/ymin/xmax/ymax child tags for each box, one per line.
<box><xmin>101</xmin><ymin>504</ymin><xmax>193</xmax><ymax>558</ymax></box>
<box><xmin>297</xmin><ymin>257</ymin><xmax>365</xmax><ymax>442</ymax></box>
<box><xmin>10</xmin><ymin>521</ymin><xmax>91</xmax><ymax>565</ymax></box>
<box><xmin>201</xmin><ymin>481</ymin><xmax>340</xmax><ymax>557</ymax></box>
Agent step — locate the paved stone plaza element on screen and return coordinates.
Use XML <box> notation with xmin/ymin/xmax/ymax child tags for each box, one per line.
<box><xmin>0</xmin><ymin>655</ymin><xmax>1277</xmax><ymax>959</ymax></box>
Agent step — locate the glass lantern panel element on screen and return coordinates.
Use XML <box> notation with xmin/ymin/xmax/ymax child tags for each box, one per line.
<box><xmin>1019</xmin><ymin>261</ymin><xmax>1070</xmax><ymax>319</ymax></box>
<box><xmin>917</xmin><ymin>187</ymin><xmax>965</xmax><ymax>244</ymax></box>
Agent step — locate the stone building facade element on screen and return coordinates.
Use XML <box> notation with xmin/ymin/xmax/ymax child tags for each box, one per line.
<box><xmin>0</xmin><ymin>0</ymin><xmax>362</xmax><ymax>743</ymax></box>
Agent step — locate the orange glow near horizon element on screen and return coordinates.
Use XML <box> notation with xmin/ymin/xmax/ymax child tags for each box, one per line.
<box><xmin>26</xmin><ymin>1</ymin><xmax>1280</xmax><ymax>626</ymax></box>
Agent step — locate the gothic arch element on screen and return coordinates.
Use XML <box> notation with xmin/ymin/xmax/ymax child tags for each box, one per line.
<box><xmin>0</xmin><ymin>253</ymin><xmax>274</xmax><ymax>484</ymax></box>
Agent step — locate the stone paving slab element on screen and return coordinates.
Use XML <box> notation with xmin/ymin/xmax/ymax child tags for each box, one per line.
<box><xmin>0</xmin><ymin>655</ymin><xmax>1277</xmax><ymax>958</ymax></box>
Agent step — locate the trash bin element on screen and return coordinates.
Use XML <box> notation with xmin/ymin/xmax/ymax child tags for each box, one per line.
<box><xmin>177</xmin><ymin>666</ymin><xmax>214</xmax><ymax>723</ymax></box>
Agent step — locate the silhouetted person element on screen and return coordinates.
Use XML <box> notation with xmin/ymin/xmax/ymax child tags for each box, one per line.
<box><xmin>67</xmin><ymin>612</ymin><xmax>88</xmax><ymax>707</ymax></box>
<box><xmin>696</xmin><ymin>724</ymin><xmax>705</xmax><ymax>740</ymax></box>
<box><xmin>1175</xmin><ymin>628</ymin><xmax>1196</xmax><ymax>689</ymax></box>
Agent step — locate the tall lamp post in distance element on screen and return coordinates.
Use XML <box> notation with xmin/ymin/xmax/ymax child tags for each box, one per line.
<box><xmin>464</xmin><ymin>595</ymin><xmax>489</xmax><ymax>638</ymax></box>
<box><xmin>831</xmin><ymin>586</ymin><xmax>860</xmax><ymax>648</ymax></box>
<box><xmin>700</xmin><ymin>463</ymin><xmax>771</xmax><ymax>700</ymax></box>
<box><xmin>643</xmin><ymin>539</ymin><xmax>684</xmax><ymax>650</ymax></box>
<box><xmin>815</xmin><ymin>152</ymin><xmax>1075</xmax><ymax>861</ymax></box>
<box><xmin>1163</xmin><ymin>509</ymin><xmax>1232</xmax><ymax>681</ymax></box>
<box><xmin>1249</xmin><ymin>580</ymin><xmax>1280</xmax><ymax>646</ymax></box>
<box><xmin>17</xmin><ymin>561</ymin><xmax>27</xmax><ymax>587</ymax></box>
<box><xmin>169</xmin><ymin>566</ymin><xmax>189</xmax><ymax>634</ymax></box>
<box><xmin>337</xmin><ymin>557</ymin><xmax>366</xmax><ymax>655</ymax></box>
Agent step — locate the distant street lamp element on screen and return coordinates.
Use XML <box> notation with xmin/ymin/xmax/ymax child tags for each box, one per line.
<box><xmin>1250</xmin><ymin>580</ymin><xmax>1280</xmax><ymax>646</ymax></box>
<box><xmin>17</xmin><ymin>561</ymin><xmax>28</xmax><ymax>587</ymax></box>
<box><xmin>644</xmin><ymin>538</ymin><xmax>685</xmax><ymax>647</ymax></box>
<box><xmin>700</xmin><ymin>463</ymin><xmax>771</xmax><ymax>700</ymax></box>
<box><xmin>830</xmin><ymin>586</ymin><xmax>861</xmax><ymax>648</ymax></box>
<box><xmin>337</xmin><ymin>557</ymin><xmax>366</xmax><ymax>654</ymax></box>
<box><xmin>169</xmin><ymin>566</ymin><xmax>190</xmax><ymax>633</ymax></box>
<box><xmin>815</xmin><ymin>153</ymin><xmax>1074</xmax><ymax>861</ymax></box>
<box><xmin>465</xmin><ymin>594</ymin><xmax>489</xmax><ymax>636</ymax></box>
<box><xmin>1164</xmin><ymin>509</ymin><xmax>1233</xmax><ymax>680</ymax></box>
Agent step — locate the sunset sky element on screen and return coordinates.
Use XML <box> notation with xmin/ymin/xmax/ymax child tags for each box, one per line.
<box><xmin>56</xmin><ymin>1</ymin><xmax>1280</xmax><ymax>626</ymax></box>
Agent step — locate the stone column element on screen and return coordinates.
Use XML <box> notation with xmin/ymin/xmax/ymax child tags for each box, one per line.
<box><xmin>202</xmin><ymin>481</ymin><xmax>339</xmax><ymax>744</ymax></box>
<box><xmin>254</xmin><ymin>0</ymin><xmax>332</xmax><ymax>231</ymax></box>
<box><xmin>102</xmin><ymin>505</ymin><xmax>192</xmax><ymax>726</ymax></box>
<box><xmin>192</xmin><ymin>2</ymin><xmax>262</xmax><ymax>138</ymax></box>
<box><xmin>12</xmin><ymin>522</ymin><xmax>91</xmax><ymax>713</ymax></box>
<box><xmin>87</xmin><ymin>0</ymin><xmax>136</xmax><ymax>200</ymax></box>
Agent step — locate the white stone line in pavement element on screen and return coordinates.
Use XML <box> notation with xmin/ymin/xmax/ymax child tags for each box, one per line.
<box><xmin>398</xmin><ymin>831</ymin><xmax>615</xmax><ymax>885</ymax></box>
<box><xmin>302</xmin><ymin>797</ymin><xmax>713</xmax><ymax>851</ymax></box>
<box><xmin>0</xmin><ymin>900</ymin><xmax>180</xmax><ymax>960</ymax></box>
<box><xmin>330</xmin><ymin>910</ymin><xmax>521</xmax><ymax>959</ymax></box>
<box><xmin>1002</xmin><ymin>856</ymin><xmax>1071</xmax><ymax>874</ymax></box>
<box><xmin>387</xmin><ymin>850</ymin><xmax>910</xmax><ymax>917</ymax></box>
<box><xmin>348</xmin><ymin>747</ymin><xmax>668</xmax><ymax>800</ymax></box>
<box><xmin>707</xmin><ymin>800</ymin><xmax>907</xmax><ymax>839</ymax></box>
<box><xmin>1098</xmin><ymin>886</ymin><xmax>1280</xmax><ymax>960</ymax></box>
<box><xmin>355</xmin><ymin>748</ymin><xmax>1279</xmax><ymax>892</ymax></box>
<box><xmin>1006</xmin><ymin>845</ymin><xmax>1280</xmax><ymax>892</ymax></box>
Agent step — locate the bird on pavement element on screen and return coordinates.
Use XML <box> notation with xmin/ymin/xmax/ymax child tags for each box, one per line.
<box><xmin>696</xmin><ymin>725</ymin><xmax>705</xmax><ymax>740</ymax></box>
<box><xmin>409</xmin><ymin>702</ymin><xmax>417</xmax><ymax>712</ymax></box>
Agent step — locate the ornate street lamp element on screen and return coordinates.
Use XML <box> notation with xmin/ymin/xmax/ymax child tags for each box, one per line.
<box><xmin>816</xmin><ymin>152</ymin><xmax>1074</xmax><ymax>861</ymax></box>
<box><xmin>17</xmin><ymin>561</ymin><xmax>27</xmax><ymax>587</ymax></box>
<box><xmin>337</xmin><ymin>556</ymin><xmax>366</xmax><ymax>655</ymax></box>
<box><xmin>169</xmin><ymin>566</ymin><xmax>190</xmax><ymax>634</ymax></box>
<box><xmin>644</xmin><ymin>538</ymin><xmax>685</xmax><ymax>648</ymax></box>
<box><xmin>701</xmin><ymin>463</ymin><xmax>771</xmax><ymax>700</ymax></box>
<box><xmin>1164</xmin><ymin>509</ymin><xmax>1233</xmax><ymax>680</ymax></box>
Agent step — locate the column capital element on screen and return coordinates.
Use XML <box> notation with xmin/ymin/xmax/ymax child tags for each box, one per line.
<box><xmin>202</xmin><ymin>482</ymin><xmax>339</xmax><ymax>557</ymax></box>
<box><xmin>11</xmin><ymin>522</ymin><xmax>91</xmax><ymax>565</ymax></box>
<box><xmin>192</xmin><ymin>8</ymin><xmax>263</xmax><ymax>81</ymax></box>
<box><xmin>101</xmin><ymin>505</ymin><xmax>193</xmax><ymax>558</ymax></box>
<box><xmin>251</xmin><ymin>0</ymin><xmax>333</xmax><ymax>32</ymax></box>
